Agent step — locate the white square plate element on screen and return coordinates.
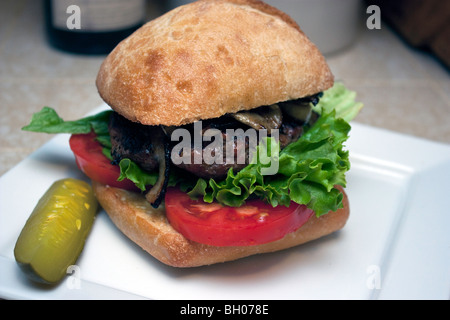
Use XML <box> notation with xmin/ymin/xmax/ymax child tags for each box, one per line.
<box><xmin>1</xmin><ymin>107</ymin><xmax>449</xmax><ymax>300</ymax></box>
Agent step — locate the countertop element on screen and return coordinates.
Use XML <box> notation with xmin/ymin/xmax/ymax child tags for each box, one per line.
<box><xmin>1</xmin><ymin>0</ymin><xmax>449</xmax><ymax>177</ymax></box>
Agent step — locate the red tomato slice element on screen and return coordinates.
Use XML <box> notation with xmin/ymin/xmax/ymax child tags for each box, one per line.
<box><xmin>165</xmin><ymin>188</ymin><xmax>315</xmax><ymax>247</ymax></box>
<box><xmin>69</xmin><ymin>132</ymin><xmax>139</xmax><ymax>191</ymax></box>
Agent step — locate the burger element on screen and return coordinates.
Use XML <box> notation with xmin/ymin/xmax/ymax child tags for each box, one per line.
<box><xmin>23</xmin><ymin>0</ymin><xmax>362</xmax><ymax>267</ymax></box>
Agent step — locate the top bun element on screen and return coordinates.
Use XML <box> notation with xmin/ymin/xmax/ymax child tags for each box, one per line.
<box><xmin>96</xmin><ymin>0</ymin><xmax>334</xmax><ymax>126</ymax></box>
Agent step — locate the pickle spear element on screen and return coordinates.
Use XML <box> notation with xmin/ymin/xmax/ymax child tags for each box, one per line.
<box><xmin>14</xmin><ymin>178</ymin><xmax>98</xmax><ymax>284</ymax></box>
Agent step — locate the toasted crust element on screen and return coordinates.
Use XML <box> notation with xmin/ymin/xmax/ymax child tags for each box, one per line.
<box><xmin>92</xmin><ymin>181</ymin><xmax>349</xmax><ymax>267</ymax></box>
<box><xmin>96</xmin><ymin>0</ymin><xmax>334</xmax><ymax>126</ymax></box>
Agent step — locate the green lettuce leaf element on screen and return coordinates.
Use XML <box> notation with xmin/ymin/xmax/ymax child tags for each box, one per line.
<box><xmin>117</xmin><ymin>159</ymin><xmax>182</xmax><ymax>192</ymax></box>
<box><xmin>315</xmin><ymin>81</ymin><xmax>363</xmax><ymax>122</ymax></box>
<box><xmin>22</xmin><ymin>106</ymin><xmax>113</xmax><ymax>154</ymax></box>
<box><xmin>22</xmin><ymin>106</ymin><xmax>112</xmax><ymax>136</ymax></box>
<box><xmin>117</xmin><ymin>159</ymin><xmax>158</xmax><ymax>191</ymax></box>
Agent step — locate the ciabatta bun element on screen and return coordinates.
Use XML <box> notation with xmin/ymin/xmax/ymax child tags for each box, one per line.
<box><xmin>96</xmin><ymin>0</ymin><xmax>334</xmax><ymax>126</ymax></box>
<box><xmin>92</xmin><ymin>181</ymin><xmax>349</xmax><ymax>267</ymax></box>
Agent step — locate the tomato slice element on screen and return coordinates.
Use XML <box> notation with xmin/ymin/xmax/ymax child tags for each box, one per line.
<box><xmin>69</xmin><ymin>132</ymin><xmax>139</xmax><ymax>191</ymax></box>
<box><xmin>165</xmin><ymin>188</ymin><xmax>315</xmax><ymax>246</ymax></box>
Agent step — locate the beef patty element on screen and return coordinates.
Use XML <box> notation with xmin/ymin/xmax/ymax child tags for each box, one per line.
<box><xmin>109</xmin><ymin>98</ymin><xmax>320</xmax><ymax>179</ymax></box>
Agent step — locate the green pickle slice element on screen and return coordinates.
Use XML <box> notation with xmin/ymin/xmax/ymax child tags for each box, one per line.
<box><xmin>14</xmin><ymin>178</ymin><xmax>98</xmax><ymax>284</ymax></box>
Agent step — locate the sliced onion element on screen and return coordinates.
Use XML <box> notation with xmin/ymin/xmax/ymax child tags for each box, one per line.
<box><xmin>279</xmin><ymin>101</ymin><xmax>312</xmax><ymax>124</ymax></box>
<box><xmin>232</xmin><ymin>104</ymin><xmax>282</xmax><ymax>133</ymax></box>
<box><xmin>145</xmin><ymin>126</ymin><xmax>171</xmax><ymax>208</ymax></box>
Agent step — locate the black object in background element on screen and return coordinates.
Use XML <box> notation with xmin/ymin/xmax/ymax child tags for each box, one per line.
<box><xmin>44</xmin><ymin>0</ymin><xmax>146</xmax><ymax>55</ymax></box>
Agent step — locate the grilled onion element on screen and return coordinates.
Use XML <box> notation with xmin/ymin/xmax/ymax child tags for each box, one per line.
<box><xmin>232</xmin><ymin>104</ymin><xmax>282</xmax><ymax>133</ymax></box>
<box><xmin>145</xmin><ymin>126</ymin><xmax>171</xmax><ymax>208</ymax></box>
<box><xmin>280</xmin><ymin>100</ymin><xmax>313</xmax><ymax>124</ymax></box>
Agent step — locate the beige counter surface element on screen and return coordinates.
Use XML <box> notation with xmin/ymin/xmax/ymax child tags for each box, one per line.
<box><xmin>1</xmin><ymin>0</ymin><xmax>449</xmax><ymax>177</ymax></box>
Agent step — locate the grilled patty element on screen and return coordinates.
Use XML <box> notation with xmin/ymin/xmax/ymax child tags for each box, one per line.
<box><xmin>109</xmin><ymin>97</ymin><xmax>320</xmax><ymax>179</ymax></box>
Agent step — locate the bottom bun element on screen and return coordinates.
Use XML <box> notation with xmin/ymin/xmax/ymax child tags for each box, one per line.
<box><xmin>92</xmin><ymin>181</ymin><xmax>350</xmax><ymax>267</ymax></box>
